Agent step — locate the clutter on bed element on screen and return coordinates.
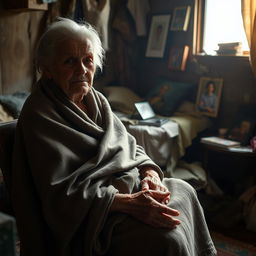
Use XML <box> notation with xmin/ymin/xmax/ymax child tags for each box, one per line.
<box><xmin>103</xmin><ymin>83</ymin><xmax>212</xmax><ymax>187</ymax></box>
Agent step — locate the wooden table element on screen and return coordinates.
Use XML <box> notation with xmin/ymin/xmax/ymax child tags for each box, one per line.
<box><xmin>201</xmin><ymin>141</ymin><xmax>256</xmax><ymax>195</ymax></box>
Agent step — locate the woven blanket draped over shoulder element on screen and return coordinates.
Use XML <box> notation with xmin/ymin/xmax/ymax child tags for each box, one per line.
<box><xmin>12</xmin><ymin>79</ymin><xmax>161</xmax><ymax>256</ymax></box>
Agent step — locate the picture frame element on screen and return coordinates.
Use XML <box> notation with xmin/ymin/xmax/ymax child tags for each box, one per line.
<box><xmin>226</xmin><ymin>119</ymin><xmax>256</xmax><ymax>146</ymax></box>
<box><xmin>145</xmin><ymin>14</ymin><xmax>171</xmax><ymax>58</ymax></box>
<box><xmin>195</xmin><ymin>77</ymin><xmax>223</xmax><ymax>117</ymax></box>
<box><xmin>168</xmin><ymin>45</ymin><xmax>189</xmax><ymax>71</ymax></box>
<box><xmin>170</xmin><ymin>6</ymin><xmax>191</xmax><ymax>31</ymax></box>
<box><xmin>224</xmin><ymin>105</ymin><xmax>256</xmax><ymax>146</ymax></box>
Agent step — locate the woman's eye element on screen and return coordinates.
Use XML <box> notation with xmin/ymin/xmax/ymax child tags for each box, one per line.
<box><xmin>85</xmin><ymin>57</ymin><xmax>93</xmax><ymax>64</ymax></box>
<box><xmin>65</xmin><ymin>58</ymin><xmax>76</xmax><ymax>65</ymax></box>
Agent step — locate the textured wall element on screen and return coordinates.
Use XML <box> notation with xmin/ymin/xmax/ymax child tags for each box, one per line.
<box><xmin>137</xmin><ymin>0</ymin><xmax>256</xmax><ymax>128</ymax></box>
<box><xmin>0</xmin><ymin>4</ymin><xmax>45</xmax><ymax>94</ymax></box>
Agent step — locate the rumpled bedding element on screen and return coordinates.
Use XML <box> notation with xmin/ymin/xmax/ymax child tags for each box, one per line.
<box><xmin>0</xmin><ymin>104</ymin><xmax>14</xmax><ymax>122</ymax></box>
<box><xmin>166</xmin><ymin>113</ymin><xmax>211</xmax><ymax>181</ymax></box>
<box><xmin>0</xmin><ymin>91</ymin><xmax>29</xmax><ymax>119</ymax></box>
<box><xmin>12</xmin><ymin>80</ymin><xmax>216</xmax><ymax>256</ymax></box>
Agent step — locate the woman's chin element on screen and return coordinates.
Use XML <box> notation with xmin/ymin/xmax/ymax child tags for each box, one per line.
<box><xmin>69</xmin><ymin>86</ymin><xmax>91</xmax><ymax>102</ymax></box>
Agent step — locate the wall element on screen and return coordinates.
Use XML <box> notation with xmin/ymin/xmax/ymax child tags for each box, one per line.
<box><xmin>0</xmin><ymin>2</ymin><xmax>46</xmax><ymax>94</ymax></box>
<box><xmin>0</xmin><ymin>0</ymin><xmax>255</xmax><ymax>128</ymax></box>
<box><xmin>136</xmin><ymin>0</ymin><xmax>256</xmax><ymax>128</ymax></box>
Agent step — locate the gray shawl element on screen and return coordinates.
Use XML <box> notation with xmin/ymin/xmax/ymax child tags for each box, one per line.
<box><xmin>12</xmin><ymin>80</ymin><xmax>161</xmax><ymax>256</ymax></box>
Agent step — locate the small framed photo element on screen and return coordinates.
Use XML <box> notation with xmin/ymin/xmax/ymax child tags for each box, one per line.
<box><xmin>145</xmin><ymin>14</ymin><xmax>171</xmax><ymax>58</ymax></box>
<box><xmin>170</xmin><ymin>6</ymin><xmax>191</xmax><ymax>31</ymax></box>
<box><xmin>226</xmin><ymin>119</ymin><xmax>256</xmax><ymax>146</ymax></box>
<box><xmin>168</xmin><ymin>45</ymin><xmax>189</xmax><ymax>71</ymax></box>
<box><xmin>196</xmin><ymin>77</ymin><xmax>223</xmax><ymax>117</ymax></box>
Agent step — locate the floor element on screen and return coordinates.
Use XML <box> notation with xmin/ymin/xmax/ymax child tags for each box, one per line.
<box><xmin>197</xmin><ymin>189</ymin><xmax>256</xmax><ymax>247</ymax></box>
<box><xmin>209</xmin><ymin>223</ymin><xmax>256</xmax><ymax>247</ymax></box>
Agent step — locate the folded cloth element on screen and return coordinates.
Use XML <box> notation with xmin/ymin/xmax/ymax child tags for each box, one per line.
<box><xmin>173</xmin><ymin>161</ymin><xmax>207</xmax><ymax>190</ymax></box>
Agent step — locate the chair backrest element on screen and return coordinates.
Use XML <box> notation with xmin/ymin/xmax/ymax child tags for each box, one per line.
<box><xmin>0</xmin><ymin>120</ymin><xmax>17</xmax><ymax>195</ymax></box>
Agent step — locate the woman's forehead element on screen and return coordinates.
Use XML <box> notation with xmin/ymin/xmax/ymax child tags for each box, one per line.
<box><xmin>56</xmin><ymin>38</ymin><xmax>94</xmax><ymax>56</ymax></box>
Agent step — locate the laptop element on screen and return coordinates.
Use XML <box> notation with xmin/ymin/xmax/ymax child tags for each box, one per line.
<box><xmin>134</xmin><ymin>102</ymin><xmax>169</xmax><ymax>127</ymax></box>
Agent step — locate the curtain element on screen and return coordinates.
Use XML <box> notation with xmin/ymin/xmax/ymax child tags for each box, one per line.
<box><xmin>241</xmin><ymin>0</ymin><xmax>256</xmax><ymax>76</ymax></box>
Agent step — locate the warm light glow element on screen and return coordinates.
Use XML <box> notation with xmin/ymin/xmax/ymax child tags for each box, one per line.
<box><xmin>203</xmin><ymin>0</ymin><xmax>249</xmax><ymax>55</ymax></box>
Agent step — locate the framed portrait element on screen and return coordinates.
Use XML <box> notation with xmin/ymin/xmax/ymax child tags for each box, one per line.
<box><xmin>170</xmin><ymin>6</ymin><xmax>191</xmax><ymax>31</ymax></box>
<box><xmin>168</xmin><ymin>45</ymin><xmax>189</xmax><ymax>71</ymax></box>
<box><xmin>145</xmin><ymin>14</ymin><xmax>171</xmax><ymax>58</ymax></box>
<box><xmin>195</xmin><ymin>77</ymin><xmax>223</xmax><ymax>117</ymax></box>
<box><xmin>225</xmin><ymin>105</ymin><xmax>256</xmax><ymax>146</ymax></box>
<box><xmin>226</xmin><ymin>119</ymin><xmax>256</xmax><ymax>146</ymax></box>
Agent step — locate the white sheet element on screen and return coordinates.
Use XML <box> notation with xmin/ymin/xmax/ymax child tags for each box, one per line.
<box><xmin>118</xmin><ymin>112</ymin><xmax>211</xmax><ymax>179</ymax></box>
<box><xmin>124</xmin><ymin>120</ymin><xmax>179</xmax><ymax>167</ymax></box>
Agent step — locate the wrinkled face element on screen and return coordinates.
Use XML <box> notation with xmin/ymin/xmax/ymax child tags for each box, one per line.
<box><xmin>44</xmin><ymin>38</ymin><xmax>96</xmax><ymax>103</ymax></box>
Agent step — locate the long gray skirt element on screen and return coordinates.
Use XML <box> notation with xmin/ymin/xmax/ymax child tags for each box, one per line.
<box><xmin>105</xmin><ymin>178</ymin><xmax>217</xmax><ymax>256</ymax></box>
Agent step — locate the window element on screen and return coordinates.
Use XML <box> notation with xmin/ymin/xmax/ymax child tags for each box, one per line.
<box><xmin>194</xmin><ymin>0</ymin><xmax>249</xmax><ymax>56</ymax></box>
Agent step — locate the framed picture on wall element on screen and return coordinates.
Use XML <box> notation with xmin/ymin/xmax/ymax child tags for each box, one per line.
<box><xmin>195</xmin><ymin>77</ymin><xmax>223</xmax><ymax>117</ymax></box>
<box><xmin>145</xmin><ymin>14</ymin><xmax>171</xmax><ymax>58</ymax></box>
<box><xmin>170</xmin><ymin>6</ymin><xmax>191</xmax><ymax>31</ymax></box>
<box><xmin>168</xmin><ymin>45</ymin><xmax>189</xmax><ymax>71</ymax></box>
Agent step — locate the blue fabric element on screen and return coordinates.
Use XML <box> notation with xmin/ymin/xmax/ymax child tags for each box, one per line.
<box><xmin>146</xmin><ymin>78</ymin><xmax>194</xmax><ymax>116</ymax></box>
<box><xmin>0</xmin><ymin>91</ymin><xmax>29</xmax><ymax>118</ymax></box>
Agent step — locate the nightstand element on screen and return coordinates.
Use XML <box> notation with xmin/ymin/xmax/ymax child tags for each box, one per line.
<box><xmin>201</xmin><ymin>141</ymin><xmax>256</xmax><ymax>195</ymax></box>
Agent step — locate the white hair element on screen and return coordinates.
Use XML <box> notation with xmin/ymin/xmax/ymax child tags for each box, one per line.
<box><xmin>36</xmin><ymin>17</ymin><xmax>105</xmax><ymax>72</ymax></box>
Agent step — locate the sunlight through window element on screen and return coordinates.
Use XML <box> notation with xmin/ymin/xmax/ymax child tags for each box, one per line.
<box><xmin>203</xmin><ymin>0</ymin><xmax>249</xmax><ymax>55</ymax></box>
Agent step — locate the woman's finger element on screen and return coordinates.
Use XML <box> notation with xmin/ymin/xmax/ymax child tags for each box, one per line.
<box><xmin>141</xmin><ymin>179</ymin><xmax>149</xmax><ymax>190</ymax></box>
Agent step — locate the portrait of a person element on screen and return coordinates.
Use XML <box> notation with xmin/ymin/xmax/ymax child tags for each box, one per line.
<box><xmin>150</xmin><ymin>23</ymin><xmax>164</xmax><ymax>50</ymax></box>
<box><xmin>11</xmin><ymin>18</ymin><xmax>217</xmax><ymax>256</ymax></box>
<box><xmin>198</xmin><ymin>80</ymin><xmax>217</xmax><ymax>114</ymax></box>
<box><xmin>228</xmin><ymin>120</ymin><xmax>252</xmax><ymax>144</ymax></box>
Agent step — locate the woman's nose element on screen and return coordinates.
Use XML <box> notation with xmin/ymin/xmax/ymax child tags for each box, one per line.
<box><xmin>76</xmin><ymin>61</ymin><xmax>87</xmax><ymax>74</ymax></box>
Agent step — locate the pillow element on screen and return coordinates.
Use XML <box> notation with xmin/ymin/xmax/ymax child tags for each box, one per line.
<box><xmin>0</xmin><ymin>91</ymin><xmax>29</xmax><ymax>118</ymax></box>
<box><xmin>175</xmin><ymin>101</ymin><xmax>203</xmax><ymax>117</ymax></box>
<box><xmin>103</xmin><ymin>86</ymin><xmax>142</xmax><ymax>114</ymax></box>
<box><xmin>146</xmin><ymin>79</ymin><xmax>194</xmax><ymax>116</ymax></box>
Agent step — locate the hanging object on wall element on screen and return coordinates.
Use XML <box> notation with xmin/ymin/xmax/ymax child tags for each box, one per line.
<box><xmin>145</xmin><ymin>14</ymin><xmax>171</xmax><ymax>58</ymax></box>
<box><xmin>168</xmin><ymin>45</ymin><xmax>189</xmax><ymax>71</ymax></box>
<box><xmin>170</xmin><ymin>6</ymin><xmax>191</xmax><ymax>32</ymax></box>
<box><xmin>40</xmin><ymin>0</ymin><xmax>57</xmax><ymax>2</ymax></box>
<box><xmin>4</xmin><ymin>0</ymin><xmax>48</xmax><ymax>10</ymax></box>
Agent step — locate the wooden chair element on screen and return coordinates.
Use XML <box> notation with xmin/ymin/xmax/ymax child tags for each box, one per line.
<box><xmin>0</xmin><ymin>120</ymin><xmax>18</xmax><ymax>255</ymax></box>
<box><xmin>0</xmin><ymin>120</ymin><xmax>17</xmax><ymax>213</ymax></box>
<box><xmin>0</xmin><ymin>120</ymin><xmax>53</xmax><ymax>255</ymax></box>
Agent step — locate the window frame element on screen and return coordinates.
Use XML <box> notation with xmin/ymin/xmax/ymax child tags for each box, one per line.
<box><xmin>193</xmin><ymin>0</ymin><xmax>249</xmax><ymax>57</ymax></box>
<box><xmin>193</xmin><ymin>0</ymin><xmax>204</xmax><ymax>55</ymax></box>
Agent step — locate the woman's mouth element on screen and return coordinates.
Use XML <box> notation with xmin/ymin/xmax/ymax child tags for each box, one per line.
<box><xmin>71</xmin><ymin>75</ymin><xmax>89</xmax><ymax>84</ymax></box>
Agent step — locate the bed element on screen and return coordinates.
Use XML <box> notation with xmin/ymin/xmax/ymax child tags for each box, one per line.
<box><xmin>103</xmin><ymin>84</ymin><xmax>212</xmax><ymax>188</ymax></box>
<box><xmin>0</xmin><ymin>83</ymin><xmax>211</xmax><ymax>189</ymax></box>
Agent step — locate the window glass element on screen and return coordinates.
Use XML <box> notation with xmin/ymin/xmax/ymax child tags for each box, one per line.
<box><xmin>203</xmin><ymin>0</ymin><xmax>249</xmax><ymax>55</ymax></box>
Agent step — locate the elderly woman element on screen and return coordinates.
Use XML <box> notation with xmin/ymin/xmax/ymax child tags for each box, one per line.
<box><xmin>12</xmin><ymin>18</ymin><xmax>216</xmax><ymax>256</ymax></box>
